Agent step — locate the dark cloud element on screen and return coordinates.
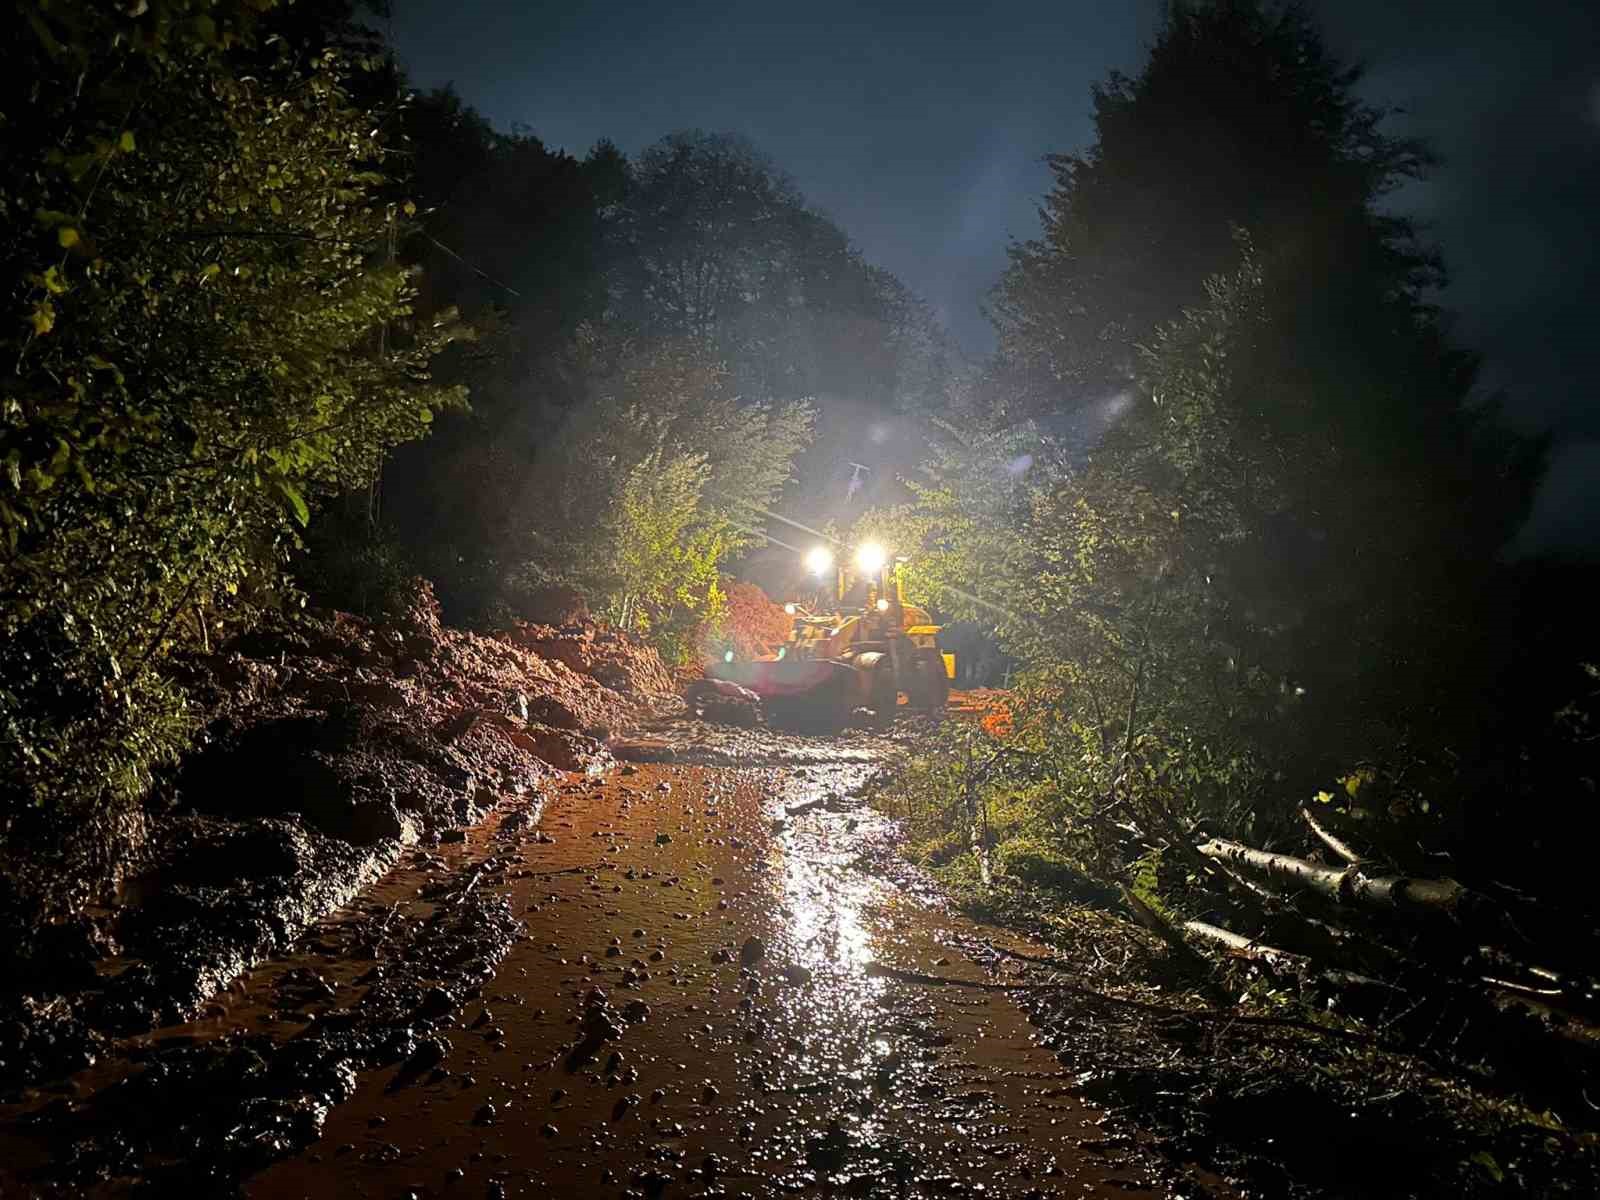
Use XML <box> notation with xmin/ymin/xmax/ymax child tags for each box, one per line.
<box><xmin>390</xmin><ymin>0</ymin><xmax>1598</xmax><ymax>555</ymax></box>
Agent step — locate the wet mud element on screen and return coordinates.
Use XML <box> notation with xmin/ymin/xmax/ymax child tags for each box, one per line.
<box><xmin>1</xmin><ymin>744</ymin><xmax>1222</xmax><ymax>1199</ymax></box>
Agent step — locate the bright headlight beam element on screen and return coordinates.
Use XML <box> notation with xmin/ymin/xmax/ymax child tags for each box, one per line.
<box><xmin>854</xmin><ymin>541</ymin><xmax>887</xmax><ymax>575</ymax></box>
<box><xmin>804</xmin><ymin>546</ymin><xmax>834</xmax><ymax>576</ymax></box>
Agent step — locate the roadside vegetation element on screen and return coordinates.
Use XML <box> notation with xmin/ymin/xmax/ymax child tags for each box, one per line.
<box><xmin>863</xmin><ymin>4</ymin><xmax>1597</xmax><ymax>1192</ymax></box>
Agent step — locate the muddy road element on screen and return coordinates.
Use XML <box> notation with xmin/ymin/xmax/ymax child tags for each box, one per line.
<box><xmin>2</xmin><ymin>728</ymin><xmax>1220</xmax><ymax>1199</ymax></box>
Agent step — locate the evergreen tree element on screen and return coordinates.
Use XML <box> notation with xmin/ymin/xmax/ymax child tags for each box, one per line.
<box><xmin>993</xmin><ymin>0</ymin><xmax>1434</xmax><ymax>418</ymax></box>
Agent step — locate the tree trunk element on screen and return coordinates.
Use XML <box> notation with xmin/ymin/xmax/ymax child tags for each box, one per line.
<box><xmin>1120</xmin><ymin>885</ymin><xmax>1233</xmax><ymax>1006</ymax></box>
<box><xmin>1196</xmin><ymin>837</ymin><xmax>1468</xmax><ymax>918</ymax></box>
<box><xmin>1300</xmin><ymin>805</ymin><xmax>1363</xmax><ymax>865</ymax></box>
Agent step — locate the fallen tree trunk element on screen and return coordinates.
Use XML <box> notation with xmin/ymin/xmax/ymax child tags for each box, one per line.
<box><xmin>1300</xmin><ymin>805</ymin><xmax>1363</xmax><ymax>865</ymax></box>
<box><xmin>1196</xmin><ymin>837</ymin><xmax>1468</xmax><ymax>918</ymax></box>
<box><xmin>1183</xmin><ymin>919</ymin><xmax>1310</xmax><ymax>969</ymax></box>
<box><xmin>1183</xmin><ymin>919</ymin><xmax>1401</xmax><ymax>997</ymax></box>
<box><xmin>1120</xmin><ymin>886</ymin><xmax>1234</xmax><ymax>1007</ymax></box>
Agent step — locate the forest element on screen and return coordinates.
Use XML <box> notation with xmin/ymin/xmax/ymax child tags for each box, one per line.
<box><xmin>3</xmin><ymin>1</ymin><xmax>1598</xmax><ymax>1195</ymax></box>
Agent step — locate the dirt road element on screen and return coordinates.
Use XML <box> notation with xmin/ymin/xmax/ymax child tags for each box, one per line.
<box><xmin>3</xmin><ymin>738</ymin><xmax>1218</xmax><ymax>1199</ymax></box>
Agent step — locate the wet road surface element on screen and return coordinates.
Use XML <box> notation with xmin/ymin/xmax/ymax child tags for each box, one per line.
<box><xmin>4</xmin><ymin>748</ymin><xmax>1220</xmax><ymax>1199</ymax></box>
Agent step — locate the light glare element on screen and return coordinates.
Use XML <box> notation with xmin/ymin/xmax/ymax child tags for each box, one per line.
<box><xmin>855</xmin><ymin>541</ymin><xmax>887</xmax><ymax>574</ymax></box>
<box><xmin>804</xmin><ymin>545</ymin><xmax>834</xmax><ymax>576</ymax></box>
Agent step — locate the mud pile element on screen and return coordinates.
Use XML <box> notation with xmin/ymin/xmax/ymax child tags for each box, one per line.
<box><xmin>500</xmin><ymin>620</ymin><xmax>678</xmax><ymax>701</ymax></box>
<box><xmin>0</xmin><ymin>580</ymin><xmax>677</xmax><ymax>1093</ymax></box>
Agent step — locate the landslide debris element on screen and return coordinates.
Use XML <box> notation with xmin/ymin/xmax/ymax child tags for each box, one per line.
<box><xmin>20</xmin><ymin>861</ymin><xmax>523</xmax><ymax>1194</ymax></box>
<box><xmin>0</xmin><ymin>580</ymin><xmax>675</xmax><ymax>1093</ymax></box>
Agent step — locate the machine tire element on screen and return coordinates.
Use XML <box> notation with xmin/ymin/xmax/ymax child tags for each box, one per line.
<box><xmin>910</xmin><ymin>648</ymin><xmax>950</xmax><ymax>712</ymax></box>
<box><xmin>867</xmin><ymin>658</ymin><xmax>898</xmax><ymax>727</ymax></box>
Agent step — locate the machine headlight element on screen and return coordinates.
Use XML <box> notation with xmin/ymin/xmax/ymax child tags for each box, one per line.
<box><xmin>875</xmin><ymin>597</ymin><xmax>890</xmax><ymax>612</ymax></box>
<box><xmin>855</xmin><ymin>541</ymin><xmax>887</xmax><ymax>574</ymax></box>
<box><xmin>804</xmin><ymin>546</ymin><xmax>834</xmax><ymax>576</ymax></box>
<box><xmin>783</xmin><ymin>602</ymin><xmax>796</xmax><ymax>615</ymax></box>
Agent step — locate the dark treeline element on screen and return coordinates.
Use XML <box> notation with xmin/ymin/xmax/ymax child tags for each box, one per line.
<box><xmin>366</xmin><ymin>109</ymin><xmax>957</xmax><ymax>636</ymax></box>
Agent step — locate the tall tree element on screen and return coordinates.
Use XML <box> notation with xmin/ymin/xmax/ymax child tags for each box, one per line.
<box><xmin>896</xmin><ymin>1</ymin><xmax>1542</xmax><ymax>860</ymax></box>
<box><xmin>604</xmin><ymin>132</ymin><xmax>953</xmax><ymax>517</ymax></box>
<box><xmin>992</xmin><ymin>0</ymin><xmax>1433</xmax><ymax>420</ymax></box>
<box><xmin>376</xmin><ymin>89</ymin><xmax>613</xmax><ymax>611</ymax></box>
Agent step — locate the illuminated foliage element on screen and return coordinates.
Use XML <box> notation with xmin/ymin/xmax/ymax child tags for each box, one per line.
<box><xmin>1</xmin><ymin>2</ymin><xmax>464</xmax><ymax>870</ymax></box>
<box><xmin>506</xmin><ymin>334</ymin><xmax>812</xmax><ymax>661</ymax></box>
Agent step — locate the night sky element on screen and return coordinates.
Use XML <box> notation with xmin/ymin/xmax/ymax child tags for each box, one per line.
<box><xmin>389</xmin><ymin>0</ymin><xmax>1598</xmax><ymax>556</ymax></box>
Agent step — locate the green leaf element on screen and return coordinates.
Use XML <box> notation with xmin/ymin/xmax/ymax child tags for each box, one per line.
<box><xmin>1468</xmin><ymin>1151</ymin><xmax>1504</xmax><ymax>1184</ymax></box>
<box><xmin>119</xmin><ymin>130</ymin><xmax>136</xmax><ymax>153</ymax></box>
<box><xmin>276</xmin><ymin>479</ymin><xmax>310</xmax><ymax>527</ymax></box>
<box><xmin>57</xmin><ymin>226</ymin><xmax>80</xmax><ymax>249</ymax></box>
<box><xmin>37</xmin><ymin>265</ymin><xmax>69</xmax><ymax>295</ymax></box>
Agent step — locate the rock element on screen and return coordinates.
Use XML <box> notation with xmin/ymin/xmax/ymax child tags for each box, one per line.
<box><xmin>388</xmin><ymin>1035</ymin><xmax>449</xmax><ymax>1090</ymax></box>
<box><xmin>416</xmin><ymin>987</ymin><xmax>455</xmax><ymax>1020</ymax></box>
<box><xmin>781</xmin><ymin>964</ymin><xmax>812</xmax><ymax>986</ymax></box>
<box><xmin>739</xmin><ymin>936</ymin><xmax>766</xmax><ymax>967</ymax></box>
<box><xmin>502</xmin><ymin>724</ymin><xmax>614</xmax><ymax>775</ymax></box>
<box><xmin>472</xmin><ymin>1103</ymin><xmax>496</xmax><ymax>1126</ymax></box>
